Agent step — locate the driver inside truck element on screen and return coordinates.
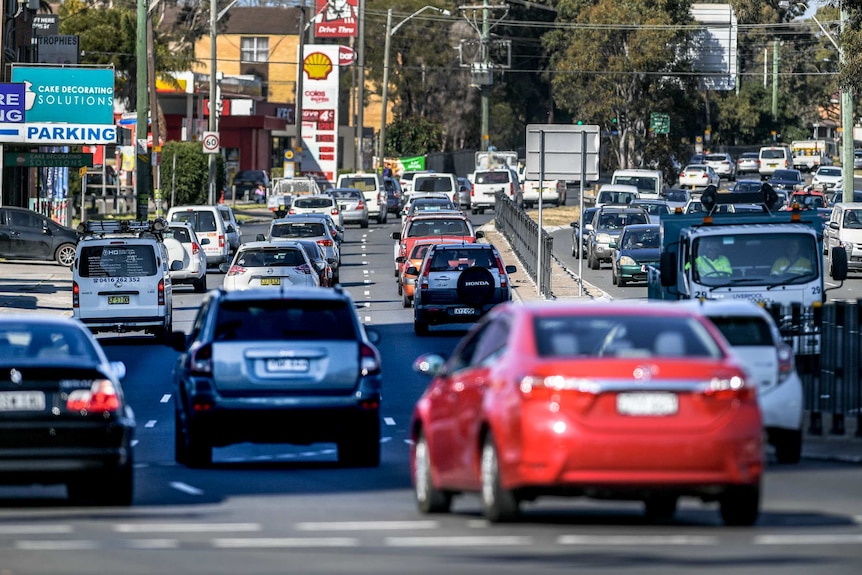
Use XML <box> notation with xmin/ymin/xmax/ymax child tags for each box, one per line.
<box><xmin>691</xmin><ymin>240</ymin><xmax>733</xmax><ymax>277</ymax></box>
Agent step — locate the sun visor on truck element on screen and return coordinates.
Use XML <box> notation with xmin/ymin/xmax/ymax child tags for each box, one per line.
<box><xmin>700</xmin><ymin>183</ymin><xmax>779</xmax><ymax>214</ymax></box>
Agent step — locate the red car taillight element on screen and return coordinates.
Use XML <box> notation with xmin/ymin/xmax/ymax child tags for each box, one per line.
<box><xmin>419</xmin><ymin>262</ymin><xmax>431</xmax><ymax>289</ymax></box>
<box><xmin>192</xmin><ymin>242</ymin><xmax>200</xmax><ymax>255</ymax></box>
<box><xmin>331</xmin><ymin>208</ymin><xmax>340</xmax><ymax>216</ymax></box>
<box><xmin>777</xmin><ymin>342</ymin><xmax>795</xmax><ymax>382</ymax></box>
<box><xmin>289</xmin><ymin>208</ymin><xmax>297</xmax><ymax>214</ymax></box>
<box><xmin>158</xmin><ymin>279</ymin><xmax>165</xmax><ymax>305</ymax></box>
<box><xmin>360</xmin><ymin>343</ymin><xmax>381</xmax><ymax>377</ymax></box>
<box><xmin>495</xmin><ymin>255</ymin><xmax>508</xmax><ymax>288</ymax></box>
<box><xmin>66</xmin><ymin>379</ymin><xmax>120</xmax><ymax>413</ymax></box>
<box><xmin>356</xmin><ymin>201</ymin><xmax>365</xmax><ymax>210</ymax></box>
<box><xmin>518</xmin><ymin>376</ymin><xmax>598</xmax><ymax>413</ymax></box>
<box><xmin>189</xmin><ymin>342</ymin><xmax>213</xmax><ymax>376</ymax></box>
<box><xmin>227</xmin><ymin>265</ymin><xmax>247</xmax><ymax>276</ymax></box>
<box><xmin>219</xmin><ymin>234</ymin><xmax>225</xmax><ymax>249</ymax></box>
<box><xmin>317</xmin><ymin>239</ymin><xmax>333</xmax><ymax>247</ymax></box>
<box><xmin>295</xmin><ymin>264</ymin><xmax>313</xmax><ymax>275</ymax></box>
<box><xmin>72</xmin><ymin>281</ymin><xmax>79</xmax><ymax>308</ymax></box>
<box><xmin>702</xmin><ymin>375</ymin><xmax>754</xmax><ymax>401</ymax></box>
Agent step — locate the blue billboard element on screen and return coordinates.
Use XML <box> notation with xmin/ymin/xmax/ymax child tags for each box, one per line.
<box><xmin>10</xmin><ymin>66</ymin><xmax>114</xmax><ymax>124</ymax></box>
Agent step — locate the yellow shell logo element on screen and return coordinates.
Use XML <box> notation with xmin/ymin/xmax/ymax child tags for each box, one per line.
<box><xmin>304</xmin><ymin>52</ymin><xmax>333</xmax><ymax>81</ymax></box>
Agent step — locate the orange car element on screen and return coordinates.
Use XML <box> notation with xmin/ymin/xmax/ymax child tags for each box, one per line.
<box><xmin>411</xmin><ymin>301</ymin><xmax>763</xmax><ymax>525</ymax></box>
<box><xmin>786</xmin><ymin>190</ymin><xmax>825</xmax><ymax>210</ymax></box>
<box><xmin>391</xmin><ymin>213</ymin><xmax>484</xmax><ymax>282</ymax></box>
<box><xmin>397</xmin><ymin>238</ymin><xmax>465</xmax><ymax>308</ymax></box>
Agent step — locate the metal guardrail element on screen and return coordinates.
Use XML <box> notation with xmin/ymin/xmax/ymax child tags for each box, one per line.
<box><xmin>493</xmin><ymin>192</ymin><xmax>553</xmax><ymax>299</ymax></box>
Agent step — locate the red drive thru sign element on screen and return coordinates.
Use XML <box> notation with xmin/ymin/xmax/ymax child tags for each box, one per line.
<box><xmin>314</xmin><ymin>0</ymin><xmax>358</xmax><ymax>38</ymax></box>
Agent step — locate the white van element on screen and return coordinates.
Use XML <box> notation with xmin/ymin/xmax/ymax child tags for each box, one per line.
<box><xmin>167</xmin><ymin>205</ymin><xmax>233</xmax><ymax>268</ymax></box>
<box><xmin>594</xmin><ymin>184</ymin><xmax>639</xmax><ymax>209</ymax></box>
<box><xmin>335</xmin><ymin>173</ymin><xmax>389</xmax><ymax>224</ymax></box>
<box><xmin>611</xmin><ymin>169</ymin><xmax>663</xmax><ymax>200</ymax></box>
<box><xmin>73</xmin><ymin>220</ymin><xmax>180</xmax><ymax>338</ymax></box>
<box><xmin>470</xmin><ymin>167</ymin><xmax>522</xmax><ymax>214</ymax></box>
<box><xmin>758</xmin><ymin>145</ymin><xmax>793</xmax><ymax>179</ymax></box>
<box><xmin>825</xmin><ymin>203</ymin><xmax>862</xmax><ymax>272</ymax></box>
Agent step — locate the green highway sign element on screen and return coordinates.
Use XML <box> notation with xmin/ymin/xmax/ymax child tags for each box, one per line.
<box><xmin>650</xmin><ymin>113</ymin><xmax>670</xmax><ymax>135</ymax></box>
<box><xmin>4</xmin><ymin>152</ymin><xmax>94</xmax><ymax>168</ymax></box>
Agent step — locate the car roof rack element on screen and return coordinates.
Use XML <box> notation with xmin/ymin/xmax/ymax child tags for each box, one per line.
<box><xmin>77</xmin><ymin>218</ymin><xmax>169</xmax><ymax>241</ymax></box>
<box><xmin>700</xmin><ymin>183</ymin><xmax>780</xmax><ymax>215</ymax></box>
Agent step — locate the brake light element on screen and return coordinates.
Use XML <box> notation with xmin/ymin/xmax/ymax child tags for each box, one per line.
<box><xmin>295</xmin><ymin>264</ymin><xmax>312</xmax><ymax>275</ymax></box>
<box><xmin>289</xmin><ymin>208</ymin><xmax>297</xmax><ymax>215</ymax></box>
<box><xmin>189</xmin><ymin>342</ymin><xmax>213</xmax><ymax>375</ymax></box>
<box><xmin>471</xmin><ymin>187</ymin><xmax>475</xmax><ymax>197</ymax></box>
<box><xmin>356</xmin><ymin>201</ymin><xmax>365</xmax><ymax>210</ymax></box>
<box><xmin>420</xmin><ymin>261</ymin><xmax>431</xmax><ymax>289</ymax></box>
<box><xmin>192</xmin><ymin>242</ymin><xmax>200</xmax><ymax>255</ymax></box>
<box><xmin>219</xmin><ymin>235</ymin><xmax>225</xmax><ymax>249</ymax></box>
<box><xmin>227</xmin><ymin>265</ymin><xmax>248</xmax><ymax>276</ymax></box>
<box><xmin>158</xmin><ymin>279</ymin><xmax>165</xmax><ymax>305</ymax></box>
<box><xmin>72</xmin><ymin>281</ymin><xmax>79</xmax><ymax>308</ymax></box>
<box><xmin>518</xmin><ymin>376</ymin><xmax>599</xmax><ymax>412</ymax></box>
<box><xmin>702</xmin><ymin>375</ymin><xmax>753</xmax><ymax>401</ymax></box>
<box><xmin>777</xmin><ymin>342</ymin><xmax>795</xmax><ymax>382</ymax></box>
<box><xmin>331</xmin><ymin>208</ymin><xmax>339</xmax><ymax>216</ymax></box>
<box><xmin>360</xmin><ymin>343</ymin><xmax>381</xmax><ymax>376</ymax></box>
<box><xmin>66</xmin><ymin>379</ymin><xmax>120</xmax><ymax>413</ymax></box>
<box><xmin>495</xmin><ymin>255</ymin><xmax>508</xmax><ymax>287</ymax></box>
<box><xmin>317</xmin><ymin>239</ymin><xmax>333</xmax><ymax>247</ymax></box>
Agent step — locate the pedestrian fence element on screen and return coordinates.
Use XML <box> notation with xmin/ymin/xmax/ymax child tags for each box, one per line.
<box><xmin>494</xmin><ymin>192</ymin><xmax>553</xmax><ymax>299</ymax></box>
<box><xmin>764</xmin><ymin>302</ymin><xmax>860</xmax><ymax>439</ymax></box>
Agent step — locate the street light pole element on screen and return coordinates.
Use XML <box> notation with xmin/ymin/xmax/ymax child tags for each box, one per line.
<box><xmin>378</xmin><ymin>6</ymin><xmax>450</xmax><ymax>172</ymax></box>
<box><xmin>207</xmin><ymin>0</ymin><xmax>217</xmax><ymax>205</ymax></box>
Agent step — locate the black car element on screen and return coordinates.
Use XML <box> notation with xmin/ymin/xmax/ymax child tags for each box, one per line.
<box><xmin>768</xmin><ymin>169</ymin><xmax>804</xmax><ymax>192</ymax></box>
<box><xmin>0</xmin><ymin>206</ymin><xmax>79</xmax><ymax>266</ymax></box>
<box><xmin>230</xmin><ymin>169</ymin><xmax>270</xmax><ymax>201</ymax></box>
<box><xmin>0</xmin><ymin>315</ymin><xmax>135</xmax><ymax>505</ymax></box>
<box><xmin>171</xmin><ymin>286</ymin><xmax>382</xmax><ymax>467</ymax></box>
<box><xmin>570</xmin><ymin>207</ymin><xmax>598</xmax><ymax>257</ymax></box>
<box><xmin>611</xmin><ymin>223</ymin><xmax>660</xmax><ymax>286</ymax></box>
<box><xmin>384</xmin><ymin>176</ymin><xmax>404</xmax><ymax>214</ymax></box>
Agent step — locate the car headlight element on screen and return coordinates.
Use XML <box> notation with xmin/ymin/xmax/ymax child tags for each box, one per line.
<box><xmin>619</xmin><ymin>255</ymin><xmax>636</xmax><ymax>266</ymax></box>
<box><xmin>596</xmin><ymin>233</ymin><xmax>611</xmax><ymax>244</ymax></box>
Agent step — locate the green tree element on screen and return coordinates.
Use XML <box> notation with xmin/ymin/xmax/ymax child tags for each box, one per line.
<box><xmin>384</xmin><ymin>117</ymin><xmax>445</xmax><ymax>156</ymax></box>
<box><xmin>160</xmin><ymin>141</ymin><xmax>226</xmax><ymax>207</ymax></box>
<box><xmin>546</xmin><ymin>0</ymin><xmax>698</xmax><ymax>169</ymax></box>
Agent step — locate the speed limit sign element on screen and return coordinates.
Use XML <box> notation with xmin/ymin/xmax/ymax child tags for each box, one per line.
<box><xmin>202</xmin><ymin>131</ymin><xmax>220</xmax><ymax>154</ymax></box>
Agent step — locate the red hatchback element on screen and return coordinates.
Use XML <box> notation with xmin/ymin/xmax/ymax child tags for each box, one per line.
<box><xmin>410</xmin><ymin>301</ymin><xmax>763</xmax><ymax>525</ymax></box>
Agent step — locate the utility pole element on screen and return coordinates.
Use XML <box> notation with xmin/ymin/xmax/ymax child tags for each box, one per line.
<box><xmin>355</xmin><ymin>0</ymin><xmax>365</xmax><ymax>171</ymax></box>
<box><xmin>296</xmin><ymin>2</ymin><xmax>306</xmax><ymax>177</ymax></box>
<box><xmin>208</xmin><ymin>0</ymin><xmax>217</xmax><ymax>204</ymax></box>
<box><xmin>147</xmin><ymin>9</ymin><xmax>161</xmax><ymax>216</ymax></box>
<box><xmin>840</xmin><ymin>3</ymin><xmax>854</xmax><ymax>202</ymax></box>
<box><xmin>771</xmin><ymin>39</ymin><xmax>779</xmax><ymax>123</ymax></box>
<box><xmin>136</xmin><ymin>0</ymin><xmax>151</xmax><ymax>219</ymax></box>
<box><xmin>481</xmin><ymin>0</ymin><xmax>489</xmax><ymax>151</ymax></box>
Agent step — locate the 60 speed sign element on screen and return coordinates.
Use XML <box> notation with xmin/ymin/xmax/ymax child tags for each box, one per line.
<box><xmin>202</xmin><ymin>132</ymin><xmax>220</xmax><ymax>154</ymax></box>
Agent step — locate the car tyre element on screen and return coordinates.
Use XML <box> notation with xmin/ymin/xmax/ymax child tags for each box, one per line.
<box><xmin>55</xmin><ymin>243</ymin><xmax>77</xmax><ymax>267</ymax></box>
<box><xmin>193</xmin><ymin>275</ymin><xmax>207</xmax><ymax>293</ymax></box>
<box><xmin>471</xmin><ymin>208</ymin><xmax>478</xmax><ymax>215</ymax></box>
<box><xmin>644</xmin><ymin>495</ymin><xmax>678</xmax><ymax>522</ymax></box>
<box><xmin>360</xmin><ymin>219</ymin><xmax>369</xmax><ymax>229</ymax></box>
<box><xmin>719</xmin><ymin>483</ymin><xmax>760</xmax><ymax>526</ymax></box>
<box><xmin>611</xmin><ymin>271</ymin><xmax>618</xmax><ymax>286</ymax></box>
<box><xmin>402</xmin><ymin>292</ymin><xmax>411</xmax><ymax>308</ymax></box>
<box><xmin>184</xmin><ymin>425</ymin><xmax>212</xmax><ymax>468</ymax></box>
<box><xmin>481</xmin><ymin>436</ymin><xmax>519</xmax><ymax>523</ymax></box>
<box><xmin>618</xmin><ymin>275</ymin><xmax>627</xmax><ymax>287</ymax></box>
<box><xmin>174</xmin><ymin>409</ymin><xmax>188</xmax><ymax>464</ymax></box>
<box><xmin>337</xmin><ymin>413</ymin><xmax>380</xmax><ymax>468</ymax></box>
<box><xmin>773</xmin><ymin>428</ymin><xmax>803</xmax><ymax>464</ymax></box>
<box><xmin>589</xmin><ymin>254</ymin><xmax>600</xmax><ymax>270</ymax></box>
<box><xmin>67</xmin><ymin>454</ymin><xmax>133</xmax><ymax>506</ymax></box>
<box><xmin>414</xmin><ymin>432</ymin><xmax>452</xmax><ymax>514</ymax></box>
<box><xmin>414</xmin><ymin>319</ymin><xmax>429</xmax><ymax>336</ymax></box>
<box><xmin>377</xmin><ymin>213</ymin><xmax>386</xmax><ymax>224</ymax></box>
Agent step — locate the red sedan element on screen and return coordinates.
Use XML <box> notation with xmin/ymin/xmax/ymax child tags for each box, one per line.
<box><xmin>410</xmin><ymin>301</ymin><xmax>763</xmax><ymax>525</ymax></box>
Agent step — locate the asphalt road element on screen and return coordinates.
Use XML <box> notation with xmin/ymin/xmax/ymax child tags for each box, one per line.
<box><xmin>1</xmin><ymin>213</ymin><xmax>862</xmax><ymax>574</ymax></box>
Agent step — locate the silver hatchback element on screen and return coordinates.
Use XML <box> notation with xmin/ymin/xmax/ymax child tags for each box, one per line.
<box><xmin>330</xmin><ymin>188</ymin><xmax>369</xmax><ymax>228</ymax></box>
<box><xmin>220</xmin><ymin>241</ymin><xmax>319</xmax><ymax>291</ymax></box>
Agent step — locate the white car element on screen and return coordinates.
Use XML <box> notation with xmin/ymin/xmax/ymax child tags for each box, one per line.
<box><xmin>682</xmin><ymin>300</ymin><xmax>804</xmax><ymax>464</ymax></box>
<box><xmin>289</xmin><ymin>194</ymin><xmax>344</xmax><ymax>228</ymax></box>
<box><xmin>221</xmin><ymin>241</ymin><xmax>319</xmax><ymax>291</ymax></box>
<box><xmin>263</xmin><ymin>217</ymin><xmax>342</xmax><ymax>283</ymax></box>
<box><xmin>164</xmin><ymin>222</ymin><xmax>208</xmax><ymax>293</ymax></box>
<box><xmin>811</xmin><ymin>166</ymin><xmax>843</xmax><ymax>190</ymax></box>
<box><xmin>678</xmin><ymin>164</ymin><xmax>721</xmax><ymax>190</ymax></box>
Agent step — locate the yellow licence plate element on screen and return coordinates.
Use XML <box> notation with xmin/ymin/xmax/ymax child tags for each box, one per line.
<box><xmin>260</xmin><ymin>278</ymin><xmax>281</xmax><ymax>286</ymax></box>
<box><xmin>108</xmin><ymin>295</ymin><xmax>130</xmax><ymax>305</ymax></box>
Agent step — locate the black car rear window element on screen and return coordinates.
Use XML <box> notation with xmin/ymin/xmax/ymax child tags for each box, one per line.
<box><xmin>414</xmin><ymin>177</ymin><xmax>454</xmax><ymax>192</ymax></box>
<box><xmin>708</xmin><ymin>316</ymin><xmax>773</xmax><ymax>347</ymax></box>
<box><xmin>79</xmin><ymin>245</ymin><xmax>158</xmax><ymax>278</ymax></box>
<box><xmin>474</xmin><ymin>172</ymin><xmax>510</xmax><ymax>185</ymax></box>
<box><xmin>407</xmin><ymin>219</ymin><xmax>469</xmax><ymax>237</ymax></box>
<box><xmin>271</xmin><ymin>222</ymin><xmax>326</xmax><ymax>238</ymax></box>
<box><xmin>215</xmin><ymin>299</ymin><xmax>357</xmax><ymax>341</ymax></box>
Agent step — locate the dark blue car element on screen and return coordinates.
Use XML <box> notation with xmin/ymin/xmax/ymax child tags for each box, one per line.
<box><xmin>611</xmin><ymin>223</ymin><xmax>660</xmax><ymax>287</ymax></box>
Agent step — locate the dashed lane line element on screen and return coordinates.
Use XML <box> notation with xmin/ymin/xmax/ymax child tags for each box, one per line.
<box><xmin>169</xmin><ymin>481</ymin><xmax>204</xmax><ymax>496</ymax></box>
<box><xmin>115</xmin><ymin>523</ymin><xmax>260</xmax><ymax>534</ymax></box>
<box><xmin>213</xmin><ymin>537</ymin><xmax>358</xmax><ymax>548</ymax></box>
<box><xmin>385</xmin><ymin>535</ymin><xmax>533</xmax><ymax>547</ymax></box>
<box><xmin>557</xmin><ymin>535</ymin><xmax>717</xmax><ymax>546</ymax></box>
<box><xmin>296</xmin><ymin>521</ymin><xmax>438</xmax><ymax>531</ymax></box>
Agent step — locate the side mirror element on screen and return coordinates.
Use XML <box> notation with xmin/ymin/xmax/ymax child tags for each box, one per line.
<box><xmin>412</xmin><ymin>353</ymin><xmax>446</xmax><ymax>376</ymax></box>
<box><xmin>326</xmin><ymin>257</ymin><xmax>337</xmax><ymax>264</ymax></box>
<box><xmin>475</xmin><ymin>231</ymin><xmax>485</xmax><ymax>239</ymax></box>
<box><xmin>395</xmin><ymin>256</ymin><xmax>406</xmax><ymax>263</ymax></box>
<box><xmin>829</xmin><ymin>221</ymin><xmax>839</xmax><ymax>230</ymax></box>
<box><xmin>406</xmin><ymin>266</ymin><xmax>418</xmax><ymax>275</ymax></box>
<box><xmin>110</xmin><ymin>361</ymin><xmax>127</xmax><ymax>380</ymax></box>
<box><xmin>365</xmin><ymin>327</ymin><xmax>382</xmax><ymax>345</ymax></box>
<box><xmin>256</xmin><ymin>233</ymin><xmax>266</xmax><ymax>241</ymax></box>
<box><xmin>226</xmin><ymin>225</ymin><xmax>236</xmax><ymax>233</ymax></box>
<box><xmin>570</xmin><ymin>221</ymin><xmax>578</xmax><ymax>228</ymax></box>
<box><xmin>390</xmin><ymin>232</ymin><xmax>402</xmax><ymax>241</ymax></box>
<box><xmin>609</xmin><ymin>241</ymin><xmax>617</xmax><ymax>249</ymax></box>
<box><xmin>218</xmin><ymin>263</ymin><xmax>232</xmax><ymax>273</ymax></box>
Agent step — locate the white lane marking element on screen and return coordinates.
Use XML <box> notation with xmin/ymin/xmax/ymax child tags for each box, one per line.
<box><xmin>364</xmin><ymin>280</ymin><xmax>372</xmax><ymax>284</ymax></box>
<box><xmin>116</xmin><ymin>523</ymin><xmax>260</xmax><ymax>534</ymax></box>
<box><xmin>131</xmin><ymin>440</ymin><xmax>139</xmax><ymax>447</ymax></box>
<box><xmin>169</xmin><ymin>481</ymin><xmax>204</xmax><ymax>496</ymax></box>
<box><xmin>213</xmin><ymin>537</ymin><xmax>358</xmax><ymax>548</ymax></box>
<box><xmin>296</xmin><ymin>521</ymin><xmax>438</xmax><ymax>532</ymax></box>
<box><xmin>160</xmin><ymin>394</ymin><xmax>171</xmax><ymax>403</ymax></box>
<box><xmin>0</xmin><ymin>525</ymin><xmax>72</xmax><ymax>535</ymax></box>
<box><xmin>404</xmin><ymin>439</ymin><xmax>414</xmax><ymax>445</ymax></box>
<box><xmin>380</xmin><ymin>436</ymin><xmax>392</xmax><ymax>443</ymax></box>
<box><xmin>16</xmin><ymin>540</ymin><xmax>99</xmax><ymax>550</ymax></box>
<box><xmin>144</xmin><ymin>420</ymin><xmax>157</xmax><ymax>428</ymax></box>
<box><xmin>383</xmin><ymin>417</ymin><xmax>396</xmax><ymax>426</ymax></box>
<box><xmin>854</xmin><ymin>515</ymin><xmax>862</xmax><ymax>525</ymax></box>
<box><xmin>364</xmin><ymin>290</ymin><xmax>371</xmax><ymax>296</ymax></box>
<box><xmin>364</xmin><ymin>316</ymin><xmax>372</xmax><ymax>322</ymax></box>
<box><xmin>466</xmin><ymin>520</ymin><xmax>489</xmax><ymax>528</ymax></box>
<box><xmin>363</xmin><ymin>270</ymin><xmax>369</xmax><ymax>275</ymax></box>
<box><xmin>558</xmin><ymin>535</ymin><xmax>717</xmax><ymax>546</ymax></box>
<box><xmin>126</xmin><ymin>539</ymin><xmax>179</xmax><ymax>549</ymax></box>
<box><xmin>755</xmin><ymin>534</ymin><xmax>862</xmax><ymax>545</ymax></box>
<box><xmin>362</xmin><ymin>261</ymin><xmax>369</xmax><ymax>265</ymax></box>
<box><xmin>824</xmin><ymin>281</ymin><xmax>838</xmax><ymax>287</ymax></box>
<box><xmin>386</xmin><ymin>536</ymin><xmax>532</xmax><ymax>547</ymax></box>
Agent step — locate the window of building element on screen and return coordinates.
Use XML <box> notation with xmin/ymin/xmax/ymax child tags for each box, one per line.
<box><xmin>241</xmin><ymin>37</ymin><xmax>269</xmax><ymax>63</ymax></box>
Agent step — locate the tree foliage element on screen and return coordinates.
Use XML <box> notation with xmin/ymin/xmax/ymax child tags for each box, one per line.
<box><xmin>384</xmin><ymin>117</ymin><xmax>444</xmax><ymax>156</ymax></box>
<box><xmin>160</xmin><ymin>141</ymin><xmax>226</xmax><ymax>207</ymax></box>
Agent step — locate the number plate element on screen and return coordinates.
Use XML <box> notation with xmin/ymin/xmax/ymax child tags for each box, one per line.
<box><xmin>260</xmin><ymin>278</ymin><xmax>281</xmax><ymax>286</ymax></box>
<box><xmin>265</xmin><ymin>358</ymin><xmax>309</xmax><ymax>372</ymax></box>
<box><xmin>108</xmin><ymin>295</ymin><xmax>130</xmax><ymax>305</ymax></box>
<box><xmin>616</xmin><ymin>392</ymin><xmax>678</xmax><ymax>416</ymax></box>
<box><xmin>0</xmin><ymin>391</ymin><xmax>46</xmax><ymax>411</ymax></box>
<box><xmin>452</xmin><ymin>307</ymin><xmax>476</xmax><ymax>316</ymax></box>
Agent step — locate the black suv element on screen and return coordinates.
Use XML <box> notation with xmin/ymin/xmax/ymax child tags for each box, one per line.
<box><xmin>230</xmin><ymin>170</ymin><xmax>270</xmax><ymax>201</ymax></box>
<box><xmin>0</xmin><ymin>206</ymin><xmax>79</xmax><ymax>266</ymax></box>
<box><xmin>410</xmin><ymin>243</ymin><xmax>516</xmax><ymax>336</ymax></box>
<box><xmin>171</xmin><ymin>286</ymin><xmax>383</xmax><ymax>467</ymax></box>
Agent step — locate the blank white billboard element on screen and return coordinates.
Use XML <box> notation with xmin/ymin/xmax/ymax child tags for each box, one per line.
<box><xmin>691</xmin><ymin>3</ymin><xmax>738</xmax><ymax>91</ymax></box>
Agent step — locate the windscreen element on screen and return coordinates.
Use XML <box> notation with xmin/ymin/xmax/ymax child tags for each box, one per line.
<box><xmin>339</xmin><ymin>177</ymin><xmax>377</xmax><ymax>192</ymax></box>
<box><xmin>79</xmin><ymin>245</ymin><xmax>158</xmax><ymax>278</ymax></box>
<box><xmin>215</xmin><ymin>299</ymin><xmax>357</xmax><ymax>341</ymax></box>
<box><xmin>0</xmin><ymin>324</ymin><xmax>99</xmax><ymax>363</ymax></box>
<box><xmin>407</xmin><ymin>219</ymin><xmax>469</xmax><ymax>237</ymax></box>
<box><xmin>474</xmin><ymin>171</ymin><xmax>509</xmax><ymax>185</ymax></box>
<box><xmin>165</xmin><ymin>227</ymin><xmax>192</xmax><ymax>243</ymax></box>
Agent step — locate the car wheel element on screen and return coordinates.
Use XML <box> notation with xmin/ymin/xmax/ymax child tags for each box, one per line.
<box><xmin>644</xmin><ymin>495</ymin><xmax>678</xmax><ymax>522</ymax></box>
<box><xmin>55</xmin><ymin>243</ymin><xmax>77</xmax><ymax>267</ymax></box>
<box><xmin>589</xmin><ymin>254</ymin><xmax>600</xmax><ymax>270</ymax></box>
<box><xmin>377</xmin><ymin>213</ymin><xmax>386</xmax><ymax>224</ymax></box>
<box><xmin>719</xmin><ymin>483</ymin><xmax>760</xmax><ymax>526</ymax></box>
<box><xmin>471</xmin><ymin>208</ymin><xmax>478</xmax><ymax>215</ymax></box>
<box><xmin>332</xmin><ymin>270</ymin><xmax>340</xmax><ymax>285</ymax></box>
<box><xmin>67</xmin><ymin>454</ymin><xmax>133</xmax><ymax>506</ymax></box>
<box><xmin>193</xmin><ymin>275</ymin><xmax>207</xmax><ymax>293</ymax></box>
<box><xmin>360</xmin><ymin>219</ymin><xmax>369</xmax><ymax>229</ymax></box>
<box><xmin>571</xmin><ymin>240</ymin><xmax>576</xmax><ymax>257</ymax></box>
<box><xmin>480</xmin><ymin>436</ymin><xmax>519</xmax><ymax>522</ymax></box>
<box><xmin>611</xmin><ymin>271</ymin><xmax>618</xmax><ymax>286</ymax></box>
<box><xmin>184</xmin><ymin>425</ymin><xmax>212</xmax><ymax>468</ymax></box>
<box><xmin>397</xmin><ymin>282</ymin><xmax>403</xmax><ymax>295</ymax></box>
<box><xmin>337</xmin><ymin>413</ymin><xmax>380</xmax><ymax>468</ymax></box>
<box><xmin>618</xmin><ymin>276</ymin><xmax>627</xmax><ymax>287</ymax></box>
<box><xmin>414</xmin><ymin>319</ymin><xmax>429</xmax><ymax>336</ymax></box>
<box><xmin>402</xmin><ymin>292</ymin><xmax>411</xmax><ymax>308</ymax></box>
<box><xmin>414</xmin><ymin>431</ymin><xmax>452</xmax><ymax>514</ymax></box>
<box><xmin>773</xmin><ymin>428</ymin><xmax>803</xmax><ymax>464</ymax></box>
<box><xmin>174</xmin><ymin>409</ymin><xmax>188</xmax><ymax>464</ymax></box>
<box><xmin>456</xmin><ymin>266</ymin><xmax>496</xmax><ymax>305</ymax></box>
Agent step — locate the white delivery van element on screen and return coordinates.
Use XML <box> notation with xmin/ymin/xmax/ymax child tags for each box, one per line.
<box><xmin>611</xmin><ymin>169</ymin><xmax>663</xmax><ymax>200</ymax></box>
<box><xmin>758</xmin><ymin>145</ymin><xmax>793</xmax><ymax>179</ymax></box>
<box><xmin>825</xmin><ymin>203</ymin><xmax>862</xmax><ymax>272</ymax></box>
<box><xmin>167</xmin><ymin>205</ymin><xmax>233</xmax><ymax>268</ymax></box>
<box><xmin>594</xmin><ymin>184</ymin><xmax>640</xmax><ymax>209</ymax></box>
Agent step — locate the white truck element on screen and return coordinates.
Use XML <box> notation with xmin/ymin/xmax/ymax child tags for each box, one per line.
<box><xmin>791</xmin><ymin>140</ymin><xmax>835</xmax><ymax>172</ymax></box>
<box><xmin>611</xmin><ymin>169</ymin><xmax>664</xmax><ymax>200</ymax></box>
<box><xmin>267</xmin><ymin>177</ymin><xmax>322</xmax><ymax>218</ymax></box>
<box><xmin>516</xmin><ymin>164</ymin><xmax>566</xmax><ymax>208</ymax></box>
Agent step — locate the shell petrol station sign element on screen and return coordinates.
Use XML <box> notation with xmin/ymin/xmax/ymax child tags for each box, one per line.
<box><xmin>300</xmin><ymin>45</ymin><xmax>340</xmax><ymax>183</ymax></box>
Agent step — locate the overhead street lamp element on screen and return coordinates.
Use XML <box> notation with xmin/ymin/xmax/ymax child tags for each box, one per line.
<box><xmin>378</xmin><ymin>5</ymin><xmax>451</xmax><ymax>172</ymax></box>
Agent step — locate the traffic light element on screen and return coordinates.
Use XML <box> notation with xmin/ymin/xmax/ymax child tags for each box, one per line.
<box><xmin>576</xmin><ymin>120</ymin><xmax>584</xmax><ymax>125</ymax></box>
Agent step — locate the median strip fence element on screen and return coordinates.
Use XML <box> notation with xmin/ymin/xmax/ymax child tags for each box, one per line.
<box><xmin>493</xmin><ymin>192</ymin><xmax>553</xmax><ymax>299</ymax></box>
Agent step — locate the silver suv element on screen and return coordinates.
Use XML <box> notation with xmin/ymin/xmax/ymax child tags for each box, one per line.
<box><xmin>171</xmin><ymin>286</ymin><xmax>383</xmax><ymax>468</ymax></box>
<box><xmin>586</xmin><ymin>205</ymin><xmax>650</xmax><ymax>270</ymax></box>
<box><xmin>410</xmin><ymin>243</ymin><xmax>516</xmax><ymax>336</ymax></box>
